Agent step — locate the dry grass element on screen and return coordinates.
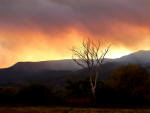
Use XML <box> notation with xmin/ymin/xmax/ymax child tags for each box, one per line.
<box><xmin>0</xmin><ymin>106</ymin><xmax>149</xmax><ymax>113</ymax></box>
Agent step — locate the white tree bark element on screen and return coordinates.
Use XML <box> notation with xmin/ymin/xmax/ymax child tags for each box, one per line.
<box><xmin>71</xmin><ymin>39</ymin><xmax>110</xmax><ymax>101</ymax></box>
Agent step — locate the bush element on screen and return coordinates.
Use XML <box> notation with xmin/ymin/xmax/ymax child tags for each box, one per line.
<box><xmin>108</xmin><ymin>64</ymin><xmax>150</xmax><ymax>105</ymax></box>
<box><xmin>17</xmin><ymin>83</ymin><xmax>60</xmax><ymax>105</ymax></box>
<box><xmin>0</xmin><ymin>87</ymin><xmax>19</xmax><ymax>104</ymax></box>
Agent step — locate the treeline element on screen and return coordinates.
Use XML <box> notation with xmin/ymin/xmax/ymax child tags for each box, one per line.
<box><xmin>0</xmin><ymin>83</ymin><xmax>61</xmax><ymax>105</ymax></box>
<box><xmin>0</xmin><ymin>64</ymin><xmax>150</xmax><ymax>107</ymax></box>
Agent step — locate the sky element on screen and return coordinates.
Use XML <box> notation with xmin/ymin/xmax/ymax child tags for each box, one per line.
<box><xmin>0</xmin><ymin>0</ymin><xmax>150</xmax><ymax>68</ymax></box>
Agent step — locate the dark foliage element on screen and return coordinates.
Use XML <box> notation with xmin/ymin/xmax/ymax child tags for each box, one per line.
<box><xmin>0</xmin><ymin>64</ymin><xmax>149</xmax><ymax>107</ymax></box>
<box><xmin>107</xmin><ymin>64</ymin><xmax>150</xmax><ymax>105</ymax></box>
<box><xmin>0</xmin><ymin>83</ymin><xmax>62</xmax><ymax>105</ymax></box>
<box><xmin>64</xmin><ymin>64</ymin><xmax>150</xmax><ymax>106</ymax></box>
<box><xmin>65</xmin><ymin>77</ymin><xmax>91</xmax><ymax>98</ymax></box>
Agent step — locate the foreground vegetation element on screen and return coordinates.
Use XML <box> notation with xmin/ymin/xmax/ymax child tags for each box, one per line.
<box><xmin>0</xmin><ymin>64</ymin><xmax>150</xmax><ymax>107</ymax></box>
<box><xmin>0</xmin><ymin>106</ymin><xmax>150</xmax><ymax>113</ymax></box>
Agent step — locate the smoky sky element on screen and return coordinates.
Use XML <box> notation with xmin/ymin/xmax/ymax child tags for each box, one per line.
<box><xmin>0</xmin><ymin>0</ymin><xmax>150</xmax><ymax>67</ymax></box>
<box><xmin>1</xmin><ymin>0</ymin><xmax>150</xmax><ymax>32</ymax></box>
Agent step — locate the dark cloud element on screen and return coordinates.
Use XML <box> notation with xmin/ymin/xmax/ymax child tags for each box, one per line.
<box><xmin>0</xmin><ymin>0</ymin><xmax>150</xmax><ymax>32</ymax></box>
<box><xmin>0</xmin><ymin>0</ymin><xmax>150</xmax><ymax>67</ymax></box>
<box><xmin>0</xmin><ymin>0</ymin><xmax>78</xmax><ymax>32</ymax></box>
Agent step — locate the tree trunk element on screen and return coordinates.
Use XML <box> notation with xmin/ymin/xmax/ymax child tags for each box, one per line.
<box><xmin>91</xmin><ymin>86</ymin><xmax>96</xmax><ymax>105</ymax></box>
<box><xmin>91</xmin><ymin>86</ymin><xmax>96</xmax><ymax>98</ymax></box>
<box><xmin>91</xmin><ymin>69</ymin><xmax>99</xmax><ymax>105</ymax></box>
<box><xmin>89</xmin><ymin>72</ymin><xmax>97</xmax><ymax>105</ymax></box>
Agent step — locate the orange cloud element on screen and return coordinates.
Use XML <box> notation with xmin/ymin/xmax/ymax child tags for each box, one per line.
<box><xmin>0</xmin><ymin>0</ymin><xmax>150</xmax><ymax>68</ymax></box>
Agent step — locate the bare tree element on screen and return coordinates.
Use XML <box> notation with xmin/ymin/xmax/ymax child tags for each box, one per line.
<box><xmin>71</xmin><ymin>39</ymin><xmax>110</xmax><ymax>100</ymax></box>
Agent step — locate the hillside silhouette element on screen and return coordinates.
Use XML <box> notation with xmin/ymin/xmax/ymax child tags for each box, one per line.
<box><xmin>0</xmin><ymin>50</ymin><xmax>149</xmax><ymax>87</ymax></box>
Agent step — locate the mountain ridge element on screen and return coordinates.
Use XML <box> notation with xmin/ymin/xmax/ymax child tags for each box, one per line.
<box><xmin>0</xmin><ymin>50</ymin><xmax>149</xmax><ymax>87</ymax></box>
<box><xmin>5</xmin><ymin>50</ymin><xmax>150</xmax><ymax>71</ymax></box>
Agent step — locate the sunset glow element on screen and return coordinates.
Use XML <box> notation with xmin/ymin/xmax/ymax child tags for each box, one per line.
<box><xmin>0</xmin><ymin>0</ymin><xmax>150</xmax><ymax>68</ymax></box>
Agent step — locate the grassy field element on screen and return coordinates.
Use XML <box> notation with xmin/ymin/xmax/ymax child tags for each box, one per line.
<box><xmin>0</xmin><ymin>106</ymin><xmax>149</xmax><ymax>113</ymax></box>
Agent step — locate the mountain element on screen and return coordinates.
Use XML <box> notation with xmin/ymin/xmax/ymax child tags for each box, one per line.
<box><xmin>0</xmin><ymin>50</ymin><xmax>150</xmax><ymax>87</ymax></box>
<box><xmin>11</xmin><ymin>60</ymin><xmax>81</xmax><ymax>71</ymax></box>
<box><xmin>114</xmin><ymin>50</ymin><xmax>150</xmax><ymax>70</ymax></box>
<box><xmin>9</xmin><ymin>58</ymin><xmax>113</xmax><ymax>72</ymax></box>
<box><xmin>7</xmin><ymin>50</ymin><xmax>150</xmax><ymax>75</ymax></box>
<box><xmin>116</xmin><ymin>50</ymin><xmax>150</xmax><ymax>64</ymax></box>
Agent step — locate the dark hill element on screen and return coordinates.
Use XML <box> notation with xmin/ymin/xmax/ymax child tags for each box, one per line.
<box><xmin>0</xmin><ymin>50</ymin><xmax>150</xmax><ymax>87</ymax></box>
<box><xmin>11</xmin><ymin>60</ymin><xmax>81</xmax><ymax>71</ymax></box>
